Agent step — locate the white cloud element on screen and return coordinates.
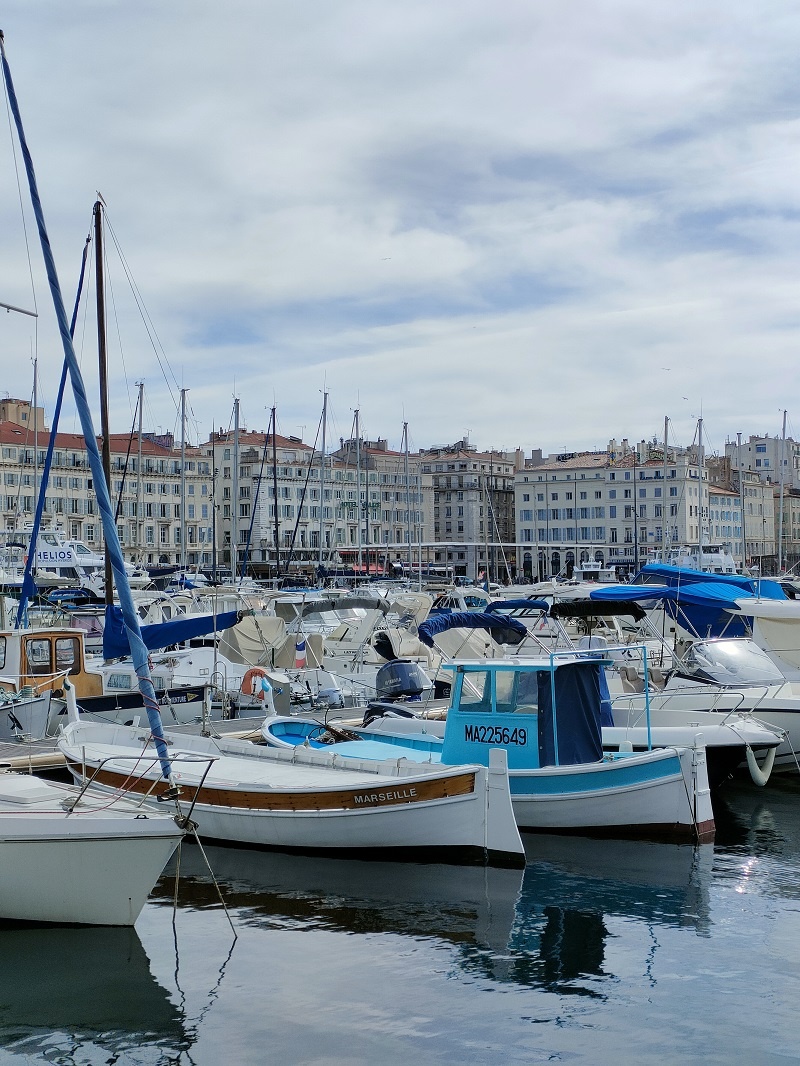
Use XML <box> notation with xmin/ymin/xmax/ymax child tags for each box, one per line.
<box><xmin>1</xmin><ymin>0</ymin><xmax>799</xmax><ymax>456</ymax></box>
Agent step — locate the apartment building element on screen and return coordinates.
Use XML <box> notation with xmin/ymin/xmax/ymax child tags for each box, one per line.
<box><xmin>725</xmin><ymin>433</ymin><xmax>800</xmax><ymax>491</ymax></box>
<box><xmin>515</xmin><ymin>440</ymin><xmax>711</xmax><ymax>580</ymax></box>
<box><xmin>206</xmin><ymin>430</ymin><xmax>433</xmax><ymax>578</ymax></box>
<box><xmin>0</xmin><ymin>405</ymin><xmax>212</xmax><ymax>567</ymax></box>
<box><xmin>419</xmin><ymin>440</ymin><xmax>518</xmax><ymax>581</ymax></box>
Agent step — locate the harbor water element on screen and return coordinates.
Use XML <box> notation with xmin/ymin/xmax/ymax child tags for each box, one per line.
<box><xmin>1</xmin><ymin>774</ymin><xmax>799</xmax><ymax>1065</ymax></box>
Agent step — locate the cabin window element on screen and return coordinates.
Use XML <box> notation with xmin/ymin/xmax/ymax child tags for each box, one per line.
<box><xmin>0</xmin><ymin>638</ymin><xmax>5</xmax><ymax>670</ymax></box>
<box><xmin>25</xmin><ymin>638</ymin><xmax>52</xmax><ymax>675</ymax></box>
<box><xmin>55</xmin><ymin>637</ymin><xmax>81</xmax><ymax>675</ymax></box>
<box><xmin>107</xmin><ymin>673</ymin><xmax>133</xmax><ymax>690</ymax></box>
<box><xmin>494</xmin><ymin>671</ymin><xmax>516</xmax><ymax>713</ymax></box>
<box><xmin>514</xmin><ymin>671</ymin><xmax>540</xmax><ymax>712</ymax></box>
<box><xmin>152</xmin><ymin>675</ymin><xmax>167</xmax><ymax>692</ymax></box>
<box><xmin>458</xmin><ymin>671</ymin><xmax>490</xmax><ymax>710</ymax></box>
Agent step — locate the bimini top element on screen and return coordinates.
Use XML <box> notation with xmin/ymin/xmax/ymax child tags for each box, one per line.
<box><xmin>590</xmin><ymin>581</ymin><xmax>754</xmax><ymax>638</ymax></box>
<box><xmin>417</xmin><ymin>611</ymin><xmax>529</xmax><ymax>647</ymax></box>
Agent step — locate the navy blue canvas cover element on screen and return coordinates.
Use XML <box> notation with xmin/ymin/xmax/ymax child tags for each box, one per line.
<box><xmin>537</xmin><ymin>662</ymin><xmax>604</xmax><ymax>768</ymax></box>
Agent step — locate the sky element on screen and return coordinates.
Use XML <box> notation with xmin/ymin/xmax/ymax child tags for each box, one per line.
<box><xmin>1</xmin><ymin>1</ymin><xmax>800</xmax><ymax>458</ymax></box>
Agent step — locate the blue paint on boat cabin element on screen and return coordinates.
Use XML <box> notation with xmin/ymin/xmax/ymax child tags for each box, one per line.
<box><xmin>440</xmin><ymin>659</ymin><xmax>610</xmax><ymax>771</ymax></box>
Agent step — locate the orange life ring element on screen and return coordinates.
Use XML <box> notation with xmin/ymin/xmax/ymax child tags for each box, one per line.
<box><xmin>241</xmin><ymin>666</ymin><xmax>269</xmax><ymax>698</ymax></box>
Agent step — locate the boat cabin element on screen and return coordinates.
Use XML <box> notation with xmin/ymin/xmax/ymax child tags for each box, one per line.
<box><xmin>440</xmin><ymin>657</ymin><xmax>610</xmax><ymax>771</ymax></box>
<box><xmin>0</xmin><ymin>627</ymin><xmax>102</xmax><ymax>698</ymax></box>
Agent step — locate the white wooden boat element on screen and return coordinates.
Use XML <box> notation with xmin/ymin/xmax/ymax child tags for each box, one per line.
<box><xmin>57</xmin><ymin>720</ymin><xmax>525</xmax><ymax>868</ymax></box>
<box><xmin>0</xmin><ymin>770</ymin><xmax>183</xmax><ymax>925</ymax></box>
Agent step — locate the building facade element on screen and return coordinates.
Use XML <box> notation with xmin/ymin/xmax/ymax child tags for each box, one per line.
<box><xmin>419</xmin><ymin>440</ymin><xmax>518</xmax><ymax>582</ymax></box>
<box><xmin>515</xmin><ymin>439</ymin><xmax>717</xmax><ymax>580</ymax></box>
<box><xmin>0</xmin><ymin>406</ymin><xmax>213</xmax><ymax>567</ymax></box>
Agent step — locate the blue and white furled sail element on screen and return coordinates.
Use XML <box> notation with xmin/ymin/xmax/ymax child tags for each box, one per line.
<box><xmin>0</xmin><ymin>32</ymin><xmax>172</xmax><ymax>780</ymax></box>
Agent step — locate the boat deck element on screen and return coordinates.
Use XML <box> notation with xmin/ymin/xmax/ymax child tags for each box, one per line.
<box><xmin>0</xmin><ymin>718</ymin><xmax>264</xmax><ymax>773</ymax></box>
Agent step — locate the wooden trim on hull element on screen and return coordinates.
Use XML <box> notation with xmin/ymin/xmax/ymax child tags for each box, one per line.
<box><xmin>66</xmin><ymin>759</ymin><xmax>477</xmax><ymax>812</ymax></box>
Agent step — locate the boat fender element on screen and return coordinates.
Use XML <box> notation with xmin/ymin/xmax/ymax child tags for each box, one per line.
<box><xmin>241</xmin><ymin>666</ymin><xmax>269</xmax><ymax>698</ymax></box>
<box><xmin>746</xmin><ymin>745</ymin><xmax>776</xmax><ymax>788</ymax></box>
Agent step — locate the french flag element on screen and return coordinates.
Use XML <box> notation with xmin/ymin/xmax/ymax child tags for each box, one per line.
<box><xmin>294</xmin><ymin>638</ymin><xmax>307</xmax><ymax>669</ymax></box>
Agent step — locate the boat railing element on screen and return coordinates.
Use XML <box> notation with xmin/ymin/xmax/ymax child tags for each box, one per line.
<box><xmin>68</xmin><ymin>745</ymin><xmax>219</xmax><ymax>826</ymax></box>
<box><xmin>610</xmin><ymin>685</ymin><xmax>749</xmax><ymax>726</ymax></box>
<box><xmin>0</xmin><ymin>669</ymin><xmax>68</xmax><ymax>697</ymax></box>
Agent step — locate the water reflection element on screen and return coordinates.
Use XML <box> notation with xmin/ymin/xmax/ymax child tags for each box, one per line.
<box><xmin>156</xmin><ymin>845</ymin><xmax>524</xmax><ymax>954</ymax></box>
<box><xmin>712</xmin><ymin>776</ymin><xmax>800</xmax><ymax>898</ymax></box>
<box><xmin>160</xmin><ymin>832</ymin><xmax>713</xmax><ymax>999</ymax></box>
<box><xmin>0</xmin><ymin>926</ymin><xmax>187</xmax><ymax>1060</ymax></box>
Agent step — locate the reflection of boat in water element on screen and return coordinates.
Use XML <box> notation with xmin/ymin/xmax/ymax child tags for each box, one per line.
<box><xmin>0</xmin><ymin>926</ymin><xmax>186</xmax><ymax>1055</ymax></box>
<box><xmin>522</xmin><ymin>835</ymin><xmax>713</xmax><ymax>931</ymax></box>
<box><xmin>713</xmin><ymin>777</ymin><xmax>800</xmax><ymax>900</ymax></box>
<box><xmin>461</xmin><ymin>836</ymin><xmax>714</xmax><ymax>992</ymax></box>
<box><xmin>159</xmin><ymin>833</ymin><xmax>713</xmax><ymax>995</ymax></box>
<box><xmin>156</xmin><ymin>844</ymin><xmax>524</xmax><ymax>954</ymax></box>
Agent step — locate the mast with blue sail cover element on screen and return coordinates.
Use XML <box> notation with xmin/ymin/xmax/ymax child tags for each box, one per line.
<box><xmin>0</xmin><ymin>31</ymin><xmax>173</xmax><ymax>781</ymax></box>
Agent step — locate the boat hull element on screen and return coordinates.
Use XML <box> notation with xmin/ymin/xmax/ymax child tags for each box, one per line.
<box><xmin>508</xmin><ymin>747</ymin><xmax>715</xmax><ymax>842</ymax></box>
<box><xmin>0</xmin><ymin>693</ymin><xmax>51</xmax><ymax>742</ymax></box>
<box><xmin>49</xmin><ymin>685</ymin><xmax>211</xmax><ymax>732</ymax></box>
<box><xmin>58</xmin><ymin>722</ymin><xmax>525</xmax><ymax>869</ymax></box>
<box><xmin>0</xmin><ymin>775</ymin><xmax>182</xmax><ymax>925</ymax></box>
<box><xmin>261</xmin><ymin>716</ymin><xmax>715</xmax><ymax>842</ymax></box>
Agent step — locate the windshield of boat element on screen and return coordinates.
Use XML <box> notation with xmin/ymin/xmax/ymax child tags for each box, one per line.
<box><xmin>680</xmin><ymin>639</ymin><xmax>786</xmax><ymax>687</ymax></box>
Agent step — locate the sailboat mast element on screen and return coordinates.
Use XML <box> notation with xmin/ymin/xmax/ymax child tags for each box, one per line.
<box><xmin>697</xmin><ymin>417</ymin><xmax>704</xmax><ymax>565</ymax></box>
<box><xmin>402</xmin><ymin>422</ymin><xmax>411</xmax><ymax>578</ymax></box>
<box><xmin>94</xmin><ymin>199</ymin><xmax>113</xmax><ymax>605</ymax></box>
<box><xmin>180</xmin><ymin>388</ymin><xmax>187</xmax><ymax>573</ymax></box>
<box><xmin>738</xmin><ymin>432</ymin><xmax>746</xmax><ymax>569</ymax></box>
<box><xmin>779</xmin><ymin>409</ymin><xmax>787</xmax><ymax>573</ymax></box>
<box><xmin>318</xmin><ymin>391</ymin><xmax>327</xmax><ymax>574</ymax></box>
<box><xmin>137</xmin><ymin>382</ymin><xmax>143</xmax><ymax>560</ymax></box>
<box><xmin>232</xmin><ymin>398</ymin><xmax>239</xmax><ymax>579</ymax></box>
<box><xmin>355</xmin><ymin>410</ymin><xmax>362</xmax><ymax>576</ymax></box>
<box><xmin>271</xmin><ymin>406</ymin><xmax>280</xmax><ymax>578</ymax></box>
<box><xmin>1</xmin><ymin>34</ymin><xmax>172</xmax><ymax>778</ymax></box>
<box><xmin>33</xmin><ymin>354</ymin><xmax>38</xmax><ymax>529</ymax></box>
<box><xmin>663</xmin><ymin>416</ymin><xmax>669</xmax><ymax>550</ymax></box>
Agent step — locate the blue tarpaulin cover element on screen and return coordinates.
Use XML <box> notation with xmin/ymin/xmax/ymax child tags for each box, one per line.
<box><xmin>103</xmin><ymin>605</ymin><xmax>242</xmax><ymax>659</ymax></box>
<box><xmin>591</xmin><ymin>581</ymin><xmax>754</xmax><ymax>637</ymax></box>
<box><xmin>634</xmin><ymin>563</ymin><xmax>785</xmax><ymax>599</ymax></box>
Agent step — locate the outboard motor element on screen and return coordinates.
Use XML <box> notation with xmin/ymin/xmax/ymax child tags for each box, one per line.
<box><xmin>375</xmin><ymin>660</ymin><xmax>429</xmax><ymax>700</ymax></box>
<box><xmin>362</xmin><ymin>660</ymin><xmax>431</xmax><ymax>728</ymax></box>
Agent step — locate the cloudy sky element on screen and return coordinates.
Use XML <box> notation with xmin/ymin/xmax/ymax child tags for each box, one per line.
<box><xmin>1</xmin><ymin>1</ymin><xmax>799</xmax><ymax>457</ymax></box>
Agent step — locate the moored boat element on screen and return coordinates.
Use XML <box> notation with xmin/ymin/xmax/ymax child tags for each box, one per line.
<box><xmin>260</xmin><ymin>652</ymin><xmax>717</xmax><ymax>844</ymax></box>
<box><xmin>0</xmin><ymin>768</ymin><xmax>183</xmax><ymax>925</ymax></box>
<box><xmin>57</xmin><ymin>718</ymin><xmax>525</xmax><ymax>868</ymax></box>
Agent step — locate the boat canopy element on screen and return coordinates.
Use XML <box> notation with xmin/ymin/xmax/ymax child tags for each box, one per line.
<box><xmin>634</xmin><ymin>562</ymin><xmax>785</xmax><ymax>599</ymax></box>
<box><xmin>591</xmin><ymin>581</ymin><xmax>752</xmax><ymax>638</ymax></box>
<box><xmin>485</xmin><ymin>599</ymin><xmax>551</xmax><ymax>613</ymax></box>
<box><xmin>549</xmin><ymin>599</ymin><xmax>648</xmax><ymax>622</ymax></box>
<box><xmin>417</xmin><ymin>611</ymin><xmax>529</xmax><ymax>647</ymax></box>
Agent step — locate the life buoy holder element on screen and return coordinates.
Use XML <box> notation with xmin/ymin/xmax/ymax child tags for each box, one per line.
<box><xmin>745</xmin><ymin>745</ymin><xmax>777</xmax><ymax>787</ymax></box>
<box><xmin>241</xmin><ymin>666</ymin><xmax>269</xmax><ymax>699</ymax></box>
